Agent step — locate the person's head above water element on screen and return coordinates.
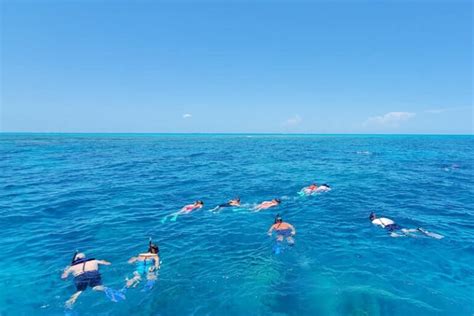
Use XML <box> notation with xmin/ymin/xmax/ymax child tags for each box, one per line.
<box><xmin>369</xmin><ymin>212</ymin><xmax>376</xmax><ymax>221</ymax></box>
<box><xmin>147</xmin><ymin>237</ymin><xmax>159</xmax><ymax>254</ymax></box>
<box><xmin>75</xmin><ymin>252</ymin><xmax>85</xmax><ymax>260</ymax></box>
<box><xmin>273</xmin><ymin>198</ymin><xmax>281</xmax><ymax>204</ymax></box>
<box><xmin>148</xmin><ymin>243</ymin><xmax>159</xmax><ymax>254</ymax></box>
<box><xmin>71</xmin><ymin>252</ymin><xmax>86</xmax><ymax>264</ymax></box>
<box><xmin>195</xmin><ymin>200</ymin><xmax>204</xmax><ymax>206</ymax></box>
<box><xmin>274</xmin><ymin>214</ymin><xmax>283</xmax><ymax>224</ymax></box>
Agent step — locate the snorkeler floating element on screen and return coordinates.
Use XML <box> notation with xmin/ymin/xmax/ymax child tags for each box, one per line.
<box><xmin>126</xmin><ymin>239</ymin><xmax>160</xmax><ymax>291</ymax></box>
<box><xmin>268</xmin><ymin>214</ymin><xmax>296</xmax><ymax>254</ymax></box>
<box><xmin>369</xmin><ymin>212</ymin><xmax>444</xmax><ymax>239</ymax></box>
<box><xmin>255</xmin><ymin>198</ymin><xmax>281</xmax><ymax>211</ymax></box>
<box><xmin>299</xmin><ymin>183</ymin><xmax>331</xmax><ymax>196</ymax></box>
<box><xmin>268</xmin><ymin>214</ymin><xmax>296</xmax><ymax>244</ymax></box>
<box><xmin>59</xmin><ymin>182</ymin><xmax>447</xmax><ymax>309</ymax></box>
<box><xmin>61</xmin><ymin>252</ymin><xmax>125</xmax><ymax>308</ymax></box>
<box><xmin>161</xmin><ymin>200</ymin><xmax>204</xmax><ymax>223</ymax></box>
<box><xmin>210</xmin><ymin>197</ymin><xmax>241</xmax><ymax>212</ymax></box>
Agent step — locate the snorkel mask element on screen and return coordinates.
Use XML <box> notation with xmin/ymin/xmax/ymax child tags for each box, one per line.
<box><xmin>369</xmin><ymin>212</ymin><xmax>376</xmax><ymax>221</ymax></box>
<box><xmin>148</xmin><ymin>238</ymin><xmax>159</xmax><ymax>254</ymax></box>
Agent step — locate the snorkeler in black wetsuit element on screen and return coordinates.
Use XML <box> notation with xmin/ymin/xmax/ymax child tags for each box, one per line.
<box><xmin>211</xmin><ymin>198</ymin><xmax>241</xmax><ymax>212</ymax></box>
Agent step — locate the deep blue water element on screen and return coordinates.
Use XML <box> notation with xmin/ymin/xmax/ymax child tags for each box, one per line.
<box><xmin>1</xmin><ymin>134</ymin><xmax>473</xmax><ymax>316</ymax></box>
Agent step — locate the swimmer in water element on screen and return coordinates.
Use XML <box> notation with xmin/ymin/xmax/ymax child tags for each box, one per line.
<box><xmin>268</xmin><ymin>214</ymin><xmax>296</xmax><ymax>245</ymax></box>
<box><xmin>178</xmin><ymin>200</ymin><xmax>204</xmax><ymax>214</ymax></box>
<box><xmin>126</xmin><ymin>240</ymin><xmax>160</xmax><ymax>289</ymax></box>
<box><xmin>162</xmin><ymin>200</ymin><xmax>205</xmax><ymax>223</ymax></box>
<box><xmin>61</xmin><ymin>252</ymin><xmax>119</xmax><ymax>308</ymax></box>
<box><xmin>211</xmin><ymin>198</ymin><xmax>241</xmax><ymax>212</ymax></box>
<box><xmin>301</xmin><ymin>183</ymin><xmax>331</xmax><ymax>195</ymax></box>
<box><xmin>255</xmin><ymin>198</ymin><xmax>281</xmax><ymax>211</ymax></box>
<box><xmin>369</xmin><ymin>212</ymin><xmax>444</xmax><ymax>239</ymax></box>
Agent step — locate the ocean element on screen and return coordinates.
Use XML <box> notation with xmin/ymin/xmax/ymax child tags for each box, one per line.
<box><xmin>0</xmin><ymin>134</ymin><xmax>473</xmax><ymax>315</ymax></box>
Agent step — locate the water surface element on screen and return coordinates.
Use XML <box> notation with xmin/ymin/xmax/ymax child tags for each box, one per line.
<box><xmin>0</xmin><ymin>134</ymin><xmax>473</xmax><ymax>315</ymax></box>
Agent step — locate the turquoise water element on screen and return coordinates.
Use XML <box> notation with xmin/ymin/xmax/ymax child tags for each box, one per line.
<box><xmin>1</xmin><ymin>134</ymin><xmax>473</xmax><ymax>315</ymax></box>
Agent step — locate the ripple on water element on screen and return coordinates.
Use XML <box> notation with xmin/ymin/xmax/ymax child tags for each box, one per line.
<box><xmin>0</xmin><ymin>134</ymin><xmax>473</xmax><ymax>315</ymax></box>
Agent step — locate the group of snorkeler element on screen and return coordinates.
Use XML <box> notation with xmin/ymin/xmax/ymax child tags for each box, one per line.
<box><xmin>62</xmin><ymin>181</ymin><xmax>443</xmax><ymax>307</ymax></box>
<box><xmin>61</xmin><ymin>239</ymin><xmax>160</xmax><ymax>308</ymax></box>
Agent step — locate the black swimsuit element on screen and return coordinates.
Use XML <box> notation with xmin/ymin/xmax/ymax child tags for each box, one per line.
<box><xmin>73</xmin><ymin>260</ymin><xmax>102</xmax><ymax>291</ymax></box>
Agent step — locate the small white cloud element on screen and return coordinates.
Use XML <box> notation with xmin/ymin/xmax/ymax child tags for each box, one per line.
<box><xmin>283</xmin><ymin>114</ymin><xmax>302</xmax><ymax>127</ymax></box>
<box><xmin>364</xmin><ymin>112</ymin><xmax>415</xmax><ymax>127</ymax></box>
<box><xmin>183</xmin><ymin>113</ymin><xmax>192</xmax><ymax>119</ymax></box>
<box><xmin>425</xmin><ymin>106</ymin><xmax>472</xmax><ymax>114</ymax></box>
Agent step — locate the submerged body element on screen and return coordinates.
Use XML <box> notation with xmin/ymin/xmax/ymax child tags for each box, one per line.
<box><xmin>255</xmin><ymin>198</ymin><xmax>281</xmax><ymax>211</ymax></box>
<box><xmin>126</xmin><ymin>241</ymin><xmax>160</xmax><ymax>290</ymax></box>
<box><xmin>301</xmin><ymin>183</ymin><xmax>331</xmax><ymax>195</ymax></box>
<box><xmin>369</xmin><ymin>212</ymin><xmax>444</xmax><ymax>239</ymax></box>
<box><xmin>162</xmin><ymin>200</ymin><xmax>204</xmax><ymax>223</ymax></box>
<box><xmin>211</xmin><ymin>198</ymin><xmax>241</xmax><ymax>212</ymax></box>
<box><xmin>268</xmin><ymin>216</ymin><xmax>296</xmax><ymax>245</ymax></box>
<box><xmin>61</xmin><ymin>253</ymin><xmax>116</xmax><ymax>308</ymax></box>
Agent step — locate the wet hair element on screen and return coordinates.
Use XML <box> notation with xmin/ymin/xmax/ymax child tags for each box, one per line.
<box><xmin>322</xmin><ymin>183</ymin><xmax>330</xmax><ymax>188</ymax></box>
<box><xmin>149</xmin><ymin>243</ymin><xmax>159</xmax><ymax>254</ymax></box>
<box><xmin>148</xmin><ymin>239</ymin><xmax>159</xmax><ymax>254</ymax></box>
<box><xmin>274</xmin><ymin>214</ymin><xmax>283</xmax><ymax>223</ymax></box>
<box><xmin>274</xmin><ymin>198</ymin><xmax>281</xmax><ymax>203</ymax></box>
<box><xmin>196</xmin><ymin>200</ymin><xmax>204</xmax><ymax>205</ymax></box>
<box><xmin>369</xmin><ymin>212</ymin><xmax>376</xmax><ymax>221</ymax></box>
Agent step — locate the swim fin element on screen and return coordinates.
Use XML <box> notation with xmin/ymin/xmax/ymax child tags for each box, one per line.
<box><xmin>273</xmin><ymin>242</ymin><xmax>282</xmax><ymax>255</ymax></box>
<box><xmin>104</xmin><ymin>287</ymin><xmax>126</xmax><ymax>302</ymax></box>
<box><xmin>418</xmin><ymin>228</ymin><xmax>444</xmax><ymax>239</ymax></box>
<box><xmin>141</xmin><ymin>279</ymin><xmax>156</xmax><ymax>292</ymax></box>
<box><xmin>170</xmin><ymin>214</ymin><xmax>179</xmax><ymax>222</ymax></box>
<box><xmin>209</xmin><ymin>206</ymin><xmax>220</xmax><ymax>213</ymax></box>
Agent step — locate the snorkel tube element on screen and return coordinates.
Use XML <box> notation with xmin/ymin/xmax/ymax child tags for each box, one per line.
<box><xmin>148</xmin><ymin>237</ymin><xmax>159</xmax><ymax>254</ymax></box>
<box><xmin>70</xmin><ymin>250</ymin><xmax>95</xmax><ymax>266</ymax></box>
<box><xmin>71</xmin><ymin>250</ymin><xmax>79</xmax><ymax>265</ymax></box>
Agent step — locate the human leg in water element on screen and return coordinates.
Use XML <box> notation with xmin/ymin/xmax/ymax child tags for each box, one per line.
<box><xmin>101</xmin><ymin>285</ymin><xmax>126</xmax><ymax>302</ymax></box>
<box><xmin>125</xmin><ymin>272</ymin><xmax>141</xmax><ymax>288</ymax></box>
<box><xmin>65</xmin><ymin>291</ymin><xmax>83</xmax><ymax>309</ymax></box>
<box><xmin>286</xmin><ymin>236</ymin><xmax>295</xmax><ymax>246</ymax></box>
<box><xmin>141</xmin><ymin>272</ymin><xmax>157</xmax><ymax>292</ymax></box>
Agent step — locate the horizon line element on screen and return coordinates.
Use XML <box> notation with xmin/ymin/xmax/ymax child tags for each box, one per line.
<box><xmin>1</xmin><ymin>131</ymin><xmax>473</xmax><ymax>136</ymax></box>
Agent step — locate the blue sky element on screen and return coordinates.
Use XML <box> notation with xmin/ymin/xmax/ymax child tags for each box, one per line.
<box><xmin>1</xmin><ymin>1</ymin><xmax>472</xmax><ymax>134</ymax></box>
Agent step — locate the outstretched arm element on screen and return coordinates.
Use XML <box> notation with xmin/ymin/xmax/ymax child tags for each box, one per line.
<box><xmin>288</xmin><ymin>224</ymin><xmax>296</xmax><ymax>235</ymax></box>
<box><xmin>97</xmin><ymin>260</ymin><xmax>111</xmax><ymax>265</ymax></box>
<box><xmin>61</xmin><ymin>266</ymin><xmax>71</xmax><ymax>279</ymax></box>
<box><xmin>155</xmin><ymin>255</ymin><xmax>160</xmax><ymax>270</ymax></box>
<box><xmin>267</xmin><ymin>224</ymin><xmax>275</xmax><ymax>236</ymax></box>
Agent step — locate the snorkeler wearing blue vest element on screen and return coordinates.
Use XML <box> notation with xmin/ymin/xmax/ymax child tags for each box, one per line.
<box><xmin>61</xmin><ymin>252</ymin><xmax>124</xmax><ymax>308</ymax></box>
<box><xmin>369</xmin><ymin>212</ymin><xmax>444</xmax><ymax>239</ymax></box>
<box><xmin>268</xmin><ymin>214</ymin><xmax>296</xmax><ymax>244</ymax></box>
<box><xmin>125</xmin><ymin>240</ymin><xmax>160</xmax><ymax>290</ymax></box>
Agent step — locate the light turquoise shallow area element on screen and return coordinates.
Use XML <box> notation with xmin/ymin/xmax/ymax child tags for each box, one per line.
<box><xmin>0</xmin><ymin>134</ymin><xmax>473</xmax><ymax>315</ymax></box>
